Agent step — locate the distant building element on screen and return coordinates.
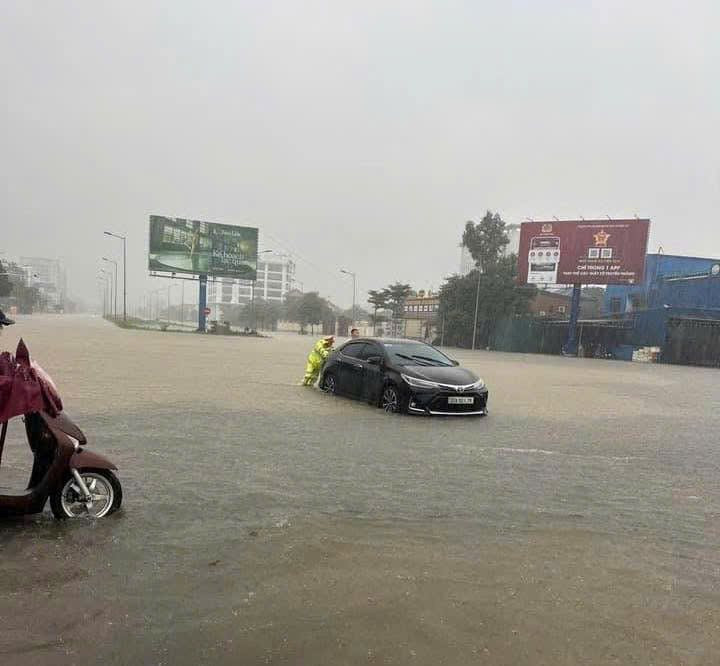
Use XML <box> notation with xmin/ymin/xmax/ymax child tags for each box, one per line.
<box><xmin>503</xmin><ymin>224</ymin><xmax>521</xmax><ymax>257</ymax></box>
<box><xmin>18</xmin><ymin>257</ymin><xmax>67</xmax><ymax>312</ymax></box>
<box><xmin>527</xmin><ymin>289</ymin><xmax>600</xmax><ymax>320</ymax></box>
<box><xmin>207</xmin><ymin>252</ymin><xmax>296</xmax><ymax>318</ymax></box>
<box><xmin>459</xmin><ymin>223</ymin><xmax>521</xmax><ymax>276</ymax></box>
<box><xmin>403</xmin><ymin>290</ymin><xmax>440</xmax><ymax>340</ymax></box>
<box><xmin>604</xmin><ymin>254</ymin><xmax>720</xmax><ymax>314</ymax></box>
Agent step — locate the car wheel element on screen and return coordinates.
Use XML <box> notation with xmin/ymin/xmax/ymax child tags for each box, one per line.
<box><xmin>322</xmin><ymin>372</ymin><xmax>337</xmax><ymax>394</ymax></box>
<box><xmin>381</xmin><ymin>384</ymin><xmax>404</xmax><ymax>414</ymax></box>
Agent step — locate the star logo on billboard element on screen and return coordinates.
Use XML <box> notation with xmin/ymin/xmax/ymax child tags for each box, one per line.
<box><xmin>593</xmin><ymin>230</ymin><xmax>611</xmax><ymax>246</ymax></box>
<box><xmin>541</xmin><ymin>224</ymin><xmax>553</xmax><ymax>233</ymax></box>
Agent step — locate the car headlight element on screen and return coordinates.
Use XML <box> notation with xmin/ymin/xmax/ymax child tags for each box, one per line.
<box><xmin>401</xmin><ymin>373</ymin><xmax>438</xmax><ymax>389</ymax></box>
<box><xmin>469</xmin><ymin>378</ymin><xmax>485</xmax><ymax>390</ymax></box>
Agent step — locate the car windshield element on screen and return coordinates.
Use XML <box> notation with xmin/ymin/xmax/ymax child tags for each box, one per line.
<box><xmin>382</xmin><ymin>342</ymin><xmax>452</xmax><ymax>367</ymax></box>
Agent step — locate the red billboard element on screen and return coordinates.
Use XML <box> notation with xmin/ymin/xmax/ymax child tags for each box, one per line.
<box><xmin>517</xmin><ymin>219</ymin><xmax>650</xmax><ymax>285</ymax></box>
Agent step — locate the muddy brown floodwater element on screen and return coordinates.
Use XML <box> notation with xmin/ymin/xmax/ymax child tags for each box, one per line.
<box><xmin>1</xmin><ymin>315</ymin><xmax>719</xmax><ymax>665</ymax></box>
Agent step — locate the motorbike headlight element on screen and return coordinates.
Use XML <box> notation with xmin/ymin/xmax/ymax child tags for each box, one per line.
<box><xmin>66</xmin><ymin>434</ymin><xmax>82</xmax><ymax>452</ymax></box>
<box><xmin>401</xmin><ymin>373</ymin><xmax>438</xmax><ymax>389</ymax></box>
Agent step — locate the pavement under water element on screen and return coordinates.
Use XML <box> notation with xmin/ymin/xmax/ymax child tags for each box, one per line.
<box><xmin>0</xmin><ymin>315</ymin><xmax>718</xmax><ymax>665</ymax></box>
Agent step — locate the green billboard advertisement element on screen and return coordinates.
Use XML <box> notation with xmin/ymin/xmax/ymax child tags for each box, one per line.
<box><xmin>148</xmin><ymin>215</ymin><xmax>258</xmax><ymax>280</ymax></box>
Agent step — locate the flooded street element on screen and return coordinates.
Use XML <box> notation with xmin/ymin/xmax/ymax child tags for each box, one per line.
<box><xmin>1</xmin><ymin>315</ymin><xmax>719</xmax><ymax>665</ymax></box>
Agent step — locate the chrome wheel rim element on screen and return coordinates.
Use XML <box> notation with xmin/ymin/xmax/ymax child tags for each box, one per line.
<box><xmin>382</xmin><ymin>387</ymin><xmax>399</xmax><ymax>412</ymax></box>
<box><xmin>323</xmin><ymin>375</ymin><xmax>337</xmax><ymax>394</ymax></box>
<box><xmin>60</xmin><ymin>473</ymin><xmax>114</xmax><ymax>518</ymax></box>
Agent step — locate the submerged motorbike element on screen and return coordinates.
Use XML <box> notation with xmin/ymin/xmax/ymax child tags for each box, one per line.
<box><xmin>0</xmin><ymin>339</ymin><xmax>122</xmax><ymax>519</ymax></box>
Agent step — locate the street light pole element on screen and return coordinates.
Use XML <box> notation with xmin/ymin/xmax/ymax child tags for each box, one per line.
<box><xmin>471</xmin><ymin>264</ymin><xmax>482</xmax><ymax>351</ymax></box>
<box><xmin>104</xmin><ymin>232</ymin><xmax>127</xmax><ymax>321</ymax></box>
<box><xmin>340</xmin><ymin>269</ymin><xmax>357</xmax><ymax>326</ymax></box>
<box><xmin>102</xmin><ymin>257</ymin><xmax>118</xmax><ymax>319</ymax></box>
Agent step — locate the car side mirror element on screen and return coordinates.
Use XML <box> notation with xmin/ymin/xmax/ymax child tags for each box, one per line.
<box><xmin>450</xmin><ymin>359</ymin><xmax>459</xmax><ymax>366</ymax></box>
<box><xmin>367</xmin><ymin>356</ymin><xmax>382</xmax><ymax>366</ymax></box>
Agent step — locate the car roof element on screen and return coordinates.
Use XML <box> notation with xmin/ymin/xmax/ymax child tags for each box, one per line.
<box><xmin>341</xmin><ymin>337</ymin><xmax>428</xmax><ymax>346</ymax></box>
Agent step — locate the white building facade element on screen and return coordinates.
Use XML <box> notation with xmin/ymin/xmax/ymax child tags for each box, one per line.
<box><xmin>18</xmin><ymin>256</ymin><xmax>67</xmax><ymax>311</ymax></box>
<box><xmin>207</xmin><ymin>253</ymin><xmax>296</xmax><ymax>313</ymax></box>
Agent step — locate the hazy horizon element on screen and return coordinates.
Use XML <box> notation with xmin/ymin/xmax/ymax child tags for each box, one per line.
<box><xmin>2</xmin><ymin>1</ymin><xmax>718</xmax><ymax>309</ymax></box>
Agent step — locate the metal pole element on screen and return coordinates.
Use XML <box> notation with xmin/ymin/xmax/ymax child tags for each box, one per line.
<box><xmin>563</xmin><ymin>283</ymin><xmax>582</xmax><ymax>356</ymax></box>
<box><xmin>471</xmin><ymin>267</ymin><xmax>482</xmax><ymax>350</ymax></box>
<box><xmin>122</xmin><ymin>236</ymin><xmax>127</xmax><ymax>321</ymax></box>
<box><xmin>181</xmin><ymin>280</ymin><xmax>185</xmax><ymax>325</ymax></box>
<box><xmin>251</xmin><ymin>281</ymin><xmax>256</xmax><ymax>330</ymax></box>
<box><xmin>352</xmin><ymin>272</ymin><xmax>356</xmax><ymax>326</ymax></box>
<box><xmin>113</xmin><ymin>261</ymin><xmax>118</xmax><ymax>319</ymax></box>
<box><xmin>198</xmin><ymin>274</ymin><xmax>208</xmax><ymax>332</ymax></box>
<box><xmin>167</xmin><ymin>284</ymin><xmax>171</xmax><ymax>323</ymax></box>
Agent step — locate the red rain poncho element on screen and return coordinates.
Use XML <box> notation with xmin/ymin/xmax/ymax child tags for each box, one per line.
<box><xmin>0</xmin><ymin>339</ymin><xmax>63</xmax><ymax>422</ymax></box>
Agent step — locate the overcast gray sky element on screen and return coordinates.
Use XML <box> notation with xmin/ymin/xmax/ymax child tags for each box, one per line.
<box><xmin>2</xmin><ymin>0</ymin><xmax>718</xmax><ymax>309</ymax></box>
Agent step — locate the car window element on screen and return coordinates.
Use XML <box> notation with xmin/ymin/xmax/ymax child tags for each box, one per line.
<box><xmin>340</xmin><ymin>342</ymin><xmax>367</xmax><ymax>358</ymax></box>
<box><xmin>382</xmin><ymin>342</ymin><xmax>452</xmax><ymax>366</ymax></box>
<box><xmin>358</xmin><ymin>343</ymin><xmax>383</xmax><ymax>361</ymax></box>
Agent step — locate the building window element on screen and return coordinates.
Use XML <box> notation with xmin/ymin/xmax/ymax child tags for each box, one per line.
<box><xmin>558</xmin><ymin>305</ymin><xmax>566</xmax><ymax>314</ymax></box>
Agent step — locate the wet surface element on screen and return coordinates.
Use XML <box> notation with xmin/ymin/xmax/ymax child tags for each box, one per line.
<box><xmin>1</xmin><ymin>315</ymin><xmax>719</xmax><ymax>664</ymax></box>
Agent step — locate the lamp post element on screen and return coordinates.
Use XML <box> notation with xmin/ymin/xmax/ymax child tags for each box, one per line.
<box><xmin>102</xmin><ymin>257</ymin><xmax>118</xmax><ymax>319</ymax></box>
<box><xmin>252</xmin><ymin>250</ymin><xmax>274</xmax><ymax>330</ymax></box>
<box><xmin>104</xmin><ymin>231</ymin><xmax>127</xmax><ymax>321</ymax></box>
<box><xmin>99</xmin><ymin>267</ymin><xmax>113</xmax><ymax>318</ymax></box>
<box><xmin>471</xmin><ymin>264</ymin><xmax>482</xmax><ymax>351</ymax></box>
<box><xmin>340</xmin><ymin>269</ymin><xmax>357</xmax><ymax>326</ymax></box>
<box><xmin>98</xmin><ymin>271</ymin><xmax>109</xmax><ymax>317</ymax></box>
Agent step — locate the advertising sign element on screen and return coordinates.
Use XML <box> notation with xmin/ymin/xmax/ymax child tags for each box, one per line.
<box><xmin>517</xmin><ymin>219</ymin><xmax>650</xmax><ymax>285</ymax></box>
<box><xmin>148</xmin><ymin>215</ymin><xmax>258</xmax><ymax>280</ymax></box>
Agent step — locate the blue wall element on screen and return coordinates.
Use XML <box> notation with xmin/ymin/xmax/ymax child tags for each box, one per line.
<box><xmin>604</xmin><ymin>254</ymin><xmax>720</xmax><ymax>314</ymax></box>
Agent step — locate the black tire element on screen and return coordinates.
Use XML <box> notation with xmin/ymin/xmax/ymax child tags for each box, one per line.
<box><xmin>50</xmin><ymin>469</ymin><xmax>123</xmax><ymax>519</ymax></box>
<box><xmin>380</xmin><ymin>383</ymin><xmax>407</xmax><ymax>414</ymax></box>
<box><xmin>321</xmin><ymin>372</ymin><xmax>338</xmax><ymax>395</ymax></box>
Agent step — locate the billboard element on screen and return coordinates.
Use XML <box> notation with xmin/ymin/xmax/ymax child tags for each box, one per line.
<box><xmin>517</xmin><ymin>219</ymin><xmax>650</xmax><ymax>285</ymax></box>
<box><xmin>148</xmin><ymin>215</ymin><xmax>258</xmax><ymax>280</ymax></box>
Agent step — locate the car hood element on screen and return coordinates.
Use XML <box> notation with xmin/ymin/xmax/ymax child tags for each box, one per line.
<box><xmin>401</xmin><ymin>364</ymin><xmax>479</xmax><ymax>386</ymax></box>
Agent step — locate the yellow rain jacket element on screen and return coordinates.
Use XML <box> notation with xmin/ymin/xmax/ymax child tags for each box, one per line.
<box><xmin>302</xmin><ymin>337</ymin><xmax>333</xmax><ymax>386</ymax></box>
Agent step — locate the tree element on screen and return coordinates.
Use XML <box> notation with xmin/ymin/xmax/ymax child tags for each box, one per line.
<box><xmin>462</xmin><ymin>211</ymin><xmax>509</xmax><ymax>271</ymax></box>
<box><xmin>367</xmin><ymin>289</ymin><xmax>389</xmax><ymax>335</ymax></box>
<box><xmin>384</xmin><ymin>283</ymin><xmax>412</xmax><ymax>319</ymax></box>
<box><xmin>299</xmin><ymin>292</ymin><xmax>326</xmax><ymax>335</ymax></box>
<box><xmin>0</xmin><ymin>262</ymin><xmax>12</xmax><ymax>299</ymax></box>
<box><xmin>383</xmin><ymin>283</ymin><xmax>412</xmax><ymax>336</ymax></box>
<box><xmin>438</xmin><ymin>253</ymin><xmax>536</xmax><ymax>348</ymax></box>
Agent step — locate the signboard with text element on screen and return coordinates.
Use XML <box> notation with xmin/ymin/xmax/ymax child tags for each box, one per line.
<box><xmin>517</xmin><ymin>219</ymin><xmax>650</xmax><ymax>285</ymax></box>
<box><xmin>148</xmin><ymin>215</ymin><xmax>258</xmax><ymax>280</ymax></box>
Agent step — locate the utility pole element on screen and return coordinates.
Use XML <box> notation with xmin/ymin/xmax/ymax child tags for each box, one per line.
<box><xmin>471</xmin><ymin>265</ymin><xmax>482</xmax><ymax>350</ymax></box>
<box><xmin>340</xmin><ymin>269</ymin><xmax>357</xmax><ymax>325</ymax></box>
<box><xmin>104</xmin><ymin>232</ymin><xmax>127</xmax><ymax>321</ymax></box>
<box><xmin>102</xmin><ymin>257</ymin><xmax>118</xmax><ymax>319</ymax></box>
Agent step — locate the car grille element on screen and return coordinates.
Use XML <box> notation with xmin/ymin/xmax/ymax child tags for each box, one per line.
<box><xmin>429</xmin><ymin>392</ymin><xmax>487</xmax><ymax>413</ymax></box>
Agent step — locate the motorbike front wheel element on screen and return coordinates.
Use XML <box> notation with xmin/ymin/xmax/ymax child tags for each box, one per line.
<box><xmin>50</xmin><ymin>469</ymin><xmax>123</xmax><ymax>519</ymax></box>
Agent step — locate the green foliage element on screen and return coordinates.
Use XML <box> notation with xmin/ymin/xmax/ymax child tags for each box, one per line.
<box><xmin>462</xmin><ymin>211</ymin><xmax>509</xmax><ymax>270</ymax></box>
<box><xmin>0</xmin><ymin>262</ymin><xmax>12</xmax><ymax>298</ymax></box>
<box><xmin>2</xmin><ymin>261</ymin><xmax>43</xmax><ymax>313</ymax></box>
<box><xmin>439</xmin><ymin>253</ymin><xmax>536</xmax><ymax>347</ymax></box>
<box><xmin>384</xmin><ymin>282</ymin><xmax>412</xmax><ymax>319</ymax></box>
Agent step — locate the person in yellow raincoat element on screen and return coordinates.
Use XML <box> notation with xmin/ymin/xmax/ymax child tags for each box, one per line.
<box><xmin>302</xmin><ymin>335</ymin><xmax>334</xmax><ymax>386</ymax></box>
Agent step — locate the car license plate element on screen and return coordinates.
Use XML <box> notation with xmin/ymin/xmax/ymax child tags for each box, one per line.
<box><xmin>448</xmin><ymin>396</ymin><xmax>474</xmax><ymax>405</ymax></box>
